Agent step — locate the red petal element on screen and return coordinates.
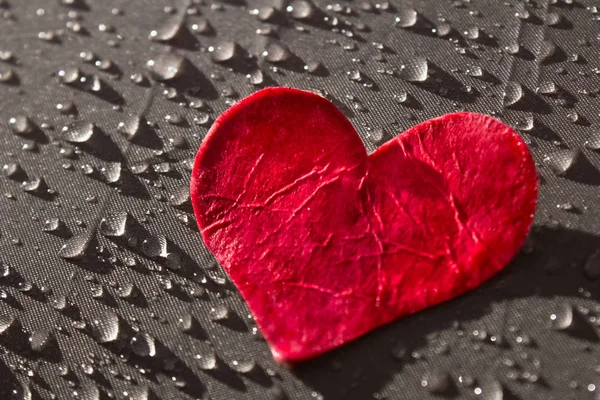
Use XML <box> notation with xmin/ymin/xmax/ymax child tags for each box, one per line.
<box><xmin>191</xmin><ymin>87</ymin><xmax>538</xmax><ymax>363</ymax></box>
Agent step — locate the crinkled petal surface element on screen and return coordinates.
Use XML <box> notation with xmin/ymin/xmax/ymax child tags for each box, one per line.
<box><xmin>190</xmin><ymin>87</ymin><xmax>538</xmax><ymax>363</ymax></box>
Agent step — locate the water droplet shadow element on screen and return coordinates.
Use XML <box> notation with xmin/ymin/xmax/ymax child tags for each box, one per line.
<box><xmin>76</xmin><ymin>126</ymin><xmax>124</xmax><ymax>162</ymax></box>
<box><xmin>163</xmin><ymin>60</ymin><xmax>218</xmax><ymax>101</ymax></box>
<box><xmin>117</xmin><ymin>167</ymin><xmax>152</xmax><ymax>200</ymax></box>
<box><xmin>554</xmin><ymin>151</ymin><xmax>600</xmax><ymax>186</ymax></box>
<box><xmin>127</xmin><ymin>118</ymin><xmax>163</xmax><ymax>149</ymax></box>
<box><xmin>539</xmin><ymin>44</ymin><xmax>567</xmax><ymax>65</ymax></box>
<box><xmin>528</xmin><ymin>120</ymin><xmax>562</xmax><ymax>143</ymax></box>
<box><xmin>213</xmin><ymin>309</ymin><xmax>249</xmax><ymax>332</ymax></box>
<box><xmin>161</xmin><ymin>25</ymin><xmax>200</xmax><ymax>51</ymax></box>
<box><xmin>406</xmin><ymin>62</ymin><xmax>479</xmax><ymax>104</ymax></box>
<box><xmin>507</xmin><ymin>86</ymin><xmax>552</xmax><ymax>114</ymax></box>
<box><xmin>202</xmin><ymin>357</ymin><xmax>247</xmax><ymax>392</ymax></box>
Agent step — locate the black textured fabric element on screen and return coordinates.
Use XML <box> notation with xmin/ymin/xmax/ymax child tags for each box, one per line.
<box><xmin>0</xmin><ymin>0</ymin><xmax>599</xmax><ymax>399</ymax></box>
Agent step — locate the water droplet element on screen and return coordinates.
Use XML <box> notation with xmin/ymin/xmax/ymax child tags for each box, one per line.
<box><xmin>264</xmin><ymin>383</ymin><xmax>286</xmax><ymax>399</ymax></box>
<box><xmin>544</xmin><ymin>149</ymin><xmax>580</xmax><ymax>176</ymax></box>
<box><xmin>52</xmin><ymin>295</ymin><xmax>70</xmax><ymax>311</ymax></box>
<box><xmin>16</xmin><ymin>277</ymin><xmax>32</xmax><ymax>292</ymax></box>
<box><xmin>231</xmin><ymin>359</ymin><xmax>256</xmax><ymax>374</ymax></box>
<box><xmin>191</xmin><ymin>19</ymin><xmax>212</xmax><ymax>34</ymax></box>
<box><xmin>130</xmin><ymin>332</ymin><xmax>156</xmax><ymax>357</ymax></box>
<box><xmin>72</xmin><ymin>385</ymin><xmax>101</xmax><ymax>400</ymax></box>
<box><xmin>22</xmin><ymin>177</ymin><xmax>48</xmax><ymax>194</ymax></box>
<box><xmin>131</xmin><ymin>162</ymin><xmax>150</xmax><ymax>175</ymax></box>
<box><xmin>58</xmin><ymin>66</ymin><xmax>80</xmax><ymax>84</ymax></box>
<box><xmin>301</xmin><ymin>61</ymin><xmax>322</xmax><ymax>75</ymax></box>
<box><xmin>251</xmin><ymin>6</ymin><xmax>276</xmax><ymax>21</ymax></box>
<box><xmin>514</xmin><ymin>3</ymin><xmax>530</xmax><ymax>20</ymax></box>
<box><xmin>102</xmin><ymin>162</ymin><xmax>122</xmax><ymax>184</ymax></box>
<box><xmin>29</xmin><ymin>330</ymin><xmax>54</xmax><ymax>352</ymax></box>
<box><xmin>542</xmin><ymin>9</ymin><xmax>560</xmax><ymax>26</ymax></box>
<box><xmin>537</xmin><ymin>39</ymin><xmax>556</xmax><ymax>63</ymax></box>
<box><xmin>209</xmin><ymin>40</ymin><xmax>237</xmax><ymax>63</ymax></box>
<box><xmin>81</xmin><ymin>363</ymin><xmax>95</xmax><ymax>376</ymax></box>
<box><xmin>393</xmin><ymin>91</ymin><xmax>408</xmax><ymax>104</ymax></box>
<box><xmin>3</xmin><ymin>162</ymin><xmax>24</xmax><ymax>180</ymax></box>
<box><xmin>56</xmin><ymin>101</ymin><xmax>77</xmax><ymax>115</ymax></box>
<box><xmin>434</xmin><ymin>22</ymin><xmax>452</xmax><ymax>37</ymax></box>
<box><xmin>59</xmin><ymin>228</ymin><xmax>94</xmax><ymax>259</ymax></box>
<box><xmin>400</xmin><ymin>57</ymin><xmax>428</xmax><ymax>82</ymax></box>
<box><xmin>93</xmin><ymin>287</ymin><xmax>106</xmax><ymax>301</ymax></box>
<box><xmin>169</xmin><ymin>186</ymin><xmax>190</xmax><ymax>207</ymax></box>
<box><xmin>38</xmin><ymin>30</ymin><xmax>57</xmax><ymax>42</ymax></box>
<box><xmin>0</xmin><ymin>50</ymin><xmax>14</xmax><ymax>62</ymax></box>
<box><xmin>421</xmin><ymin>369</ymin><xmax>453</xmax><ymax>395</ymax></box>
<box><xmin>210</xmin><ymin>304</ymin><xmax>230</xmax><ymax>321</ymax></box>
<box><xmin>369</xmin><ymin>127</ymin><xmax>386</xmax><ymax>144</ymax></box>
<box><xmin>394</xmin><ymin>8</ymin><xmax>418</xmax><ymax>28</ymax></box>
<box><xmin>474</xmin><ymin>378</ymin><xmax>503</xmax><ymax>400</ymax></box>
<box><xmin>149</xmin><ymin>12</ymin><xmax>185</xmax><ymax>42</ymax></box>
<box><xmin>141</xmin><ymin>235</ymin><xmax>167</xmax><ymax>259</ymax></box>
<box><xmin>57</xmin><ymin>365</ymin><xmax>70</xmax><ymax>377</ymax></box>
<box><xmin>61</xmin><ymin>121</ymin><xmax>95</xmax><ymax>143</ymax></box>
<box><xmin>153</xmin><ymin>162</ymin><xmax>172</xmax><ymax>174</ymax></box>
<box><xmin>536</xmin><ymin>81</ymin><xmax>557</xmax><ymax>95</ymax></box>
<box><xmin>9</xmin><ymin>115</ymin><xmax>35</xmax><ymax>136</ymax></box>
<box><xmin>287</xmin><ymin>0</ymin><xmax>315</xmax><ymax>20</ymax></box>
<box><xmin>177</xmin><ymin>313</ymin><xmax>194</xmax><ymax>333</ymax></box>
<box><xmin>263</xmin><ymin>42</ymin><xmax>291</xmax><ymax>63</ymax></box>
<box><xmin>0</xmin><ymin>313</ymin><xmax>15</xmax><ymax>334</ymax></box>
<box><xmin>195</xmin><ymin>350</ymin><xmax>217</xmax><ymax>370</ymax></box>
<box><xmin>82</xmin><ymin>74</ymin><xmax>102</xmax><ymax>92</ymax></box>
<box><xmin>98</xmin><ymin>23</ymin><xmax>114</xmax><ymax>32</ymax></box>
<box><xmin>464</xmin><ymin>26</ymin><xmax>480</xmax><ymax>40</ymax></box>
<box><xmin>94</xmin><ymin>59</ymin><xmax>113</xmax><ymax>72</ymax></box>
<box><xmin>247</xmin><ymin>70</ymin><xmax>264</xmax><ymax>86</ymax></box>
<box><xmin>92</xmin><ymin>310</ymin><xmax>120</xmax><ymax>343</ymax></box>
<box><xmin>117</xmin><ymin>114</ymin><xmax>145</xmax><ymax>141</ymax></box>
<box><xmin>585</xmin><ymin>129</ymin><xmax>600</xmax><ymax>151</ymax></box>
<box><xmin>347</xmin><ymin>70</ymin><xmax>362</xmax><ymax>82</ymax></box>
<box><xmin>503</xmin><ymin>81</ymin><xmax>523</xmax><ymax>106</ymax></box>
<box><xmin>147</xmin><ymin>53</ymin><xmax>186</xmax><ymax>81</ymax></box>
<box><xmin>566</xmin><ymin>111</ymin><xmax>579</xmax><ymax>124</ymax></box>
<box><xmin>165</xmin><ymin>113</ymin><xmax>185</xmax><ymax>125</ymax></box>
<box><xmin>81</xmin><ymin>164</ymin><xmax>95</xmax><ymax>176</ymax></box>
<box><xmin>466</xmin><ymin>65</ymin><xmax>483</xmax><ymax>77</ymax></box>
<box><xmin>504</xmin><ymin>42</ymin><xmax>520</xmax><ymax>55</ymax></box>
<box><xmin>0</xmin><ymin>263</ymin><xmax>10</xmax><ymax>278</ymax></box>
<box><xmin>163</xmin><ymin>87</ymin><xmax>178</xmax><ymax>100</ymax></box>
<box><xmin>458</xmin><ymin>374</ymin><xmax>475</xmax><ymax>387</ymax></box>
<box><xmin>99</xmin><ymin>212</ymin><xmax>128</xmax><ymax>237</ymax></box>
<box><xmin>551</xmin><ymin>303</ymin><xmax>574</xmax><ymax>330</ymax></box>
<box><xmin>515</xmin><ymin>113</ymin><xmax>534</xmax><ymax>131</ymax></box>
<box><xmin>14</xmin><ymin>383</ymin><xmax>33</xmax><ymax>400</ymax></box>
<box><xmin>124</xmin><ymin>386</ymin><xmax>151</xmax><ymax>400</ymax></box>
<box><xmin>0</xmin><ymin>67</ymin><xmax>14</xmax><ymax>83</ymax></box>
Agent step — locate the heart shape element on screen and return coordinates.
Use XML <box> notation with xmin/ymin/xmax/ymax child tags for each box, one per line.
<box><xmin>191</xmin><ymin>87</ymin><xmax>538</xmax><ymax>363</ymax></box>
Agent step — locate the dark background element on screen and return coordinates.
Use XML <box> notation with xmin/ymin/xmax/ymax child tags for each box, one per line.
<box><xmin>0</xmin><ymin>0</ymin><xmax>599</xmax><ymax>399</ymax></box>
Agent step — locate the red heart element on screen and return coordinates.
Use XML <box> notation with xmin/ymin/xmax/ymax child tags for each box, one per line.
<box><xmin>191</xmin><ymin>88</ymin><xmax>538</xmax><ymax>363</ymax></box>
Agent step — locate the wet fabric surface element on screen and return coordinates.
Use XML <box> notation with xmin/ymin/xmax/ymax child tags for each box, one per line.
<box><xmin>0</xmin><ymin>0</ymin><xmax>599</xmax><ymax>399</ymax></box>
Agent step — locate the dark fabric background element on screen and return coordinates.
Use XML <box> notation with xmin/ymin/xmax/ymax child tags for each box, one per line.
<box><xmin>0</xmin><ymin>0</ymin><xmax>599</xmax><ymax>399</ymax></box>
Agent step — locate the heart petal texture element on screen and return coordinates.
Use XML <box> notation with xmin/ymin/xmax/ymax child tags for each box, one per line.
<box><xmin>191</xmin><ymin>87</ymin><xmax>538</xmax><ymax>363</ymax></box>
